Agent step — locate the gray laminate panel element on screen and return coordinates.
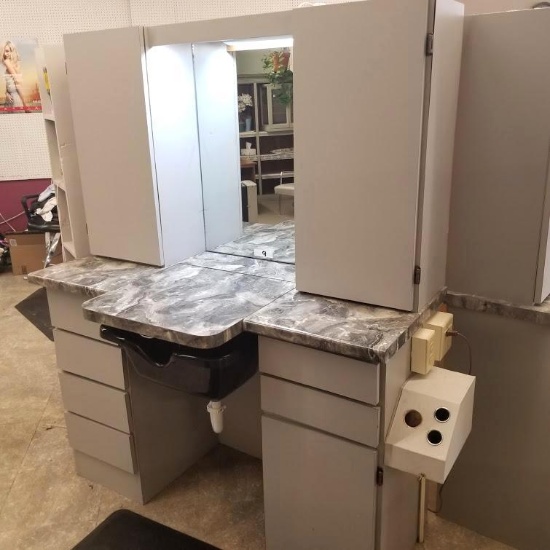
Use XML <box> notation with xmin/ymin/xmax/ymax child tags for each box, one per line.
<box><xmin>54</xmin><ymin>329</ymin><xmax>125</xmax><ymax>389</ymax></box>
<box><xmin>65</xmin><ymin>413</ymin><xmax>136</xmax><ymax>474</ymax></box>
<box><xmin>294</xmin><ymin>0</ymin><xmax>429</xmax><ymax>311</ymax></box>
<box><xmin>259</xmin><ymin>336</ymin><xmax>379</xmax><ymax>405</ymax></box>
<box><xmin>261</xmin><ymin>376</ymin><xmax>379</xmax><ymax>448</ymax></box>
<box><xmin>447</xmin><ymin>9</ymin><xmax>550</xmax><ymax>305</ymax></box>
<box><xmin>48</xmin><ymin>289</ymin><xmax>104</xmax><ymax>341</ymax></box>
<box><xmin>73</xmin><ymin>451</ymin><xmax>144</xmax><ymax>503</ymax></box>
<box><xmin>59</xmin><ymin>372</ymin><xmax>131</xmax><ymax>433</ymax></box>
<box><xmin>262</xmin><ymin>416</ymin><xmax>377</xmax><ymax>550</ymax></box>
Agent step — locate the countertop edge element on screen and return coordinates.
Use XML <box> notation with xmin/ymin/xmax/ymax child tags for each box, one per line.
<box><xmin>445</xmin><ymin>291</ymin><xmax>550</xmax><ymax>326</ymax></box>
<box><xmin>83</xmin><ymin>306</ymin><xmax>243</xmax><ymax>349</ymax></box>
<box><xmin>27</xmin><ymin>273</ymin><xmax>103</xmax><ymax>298</ymax></box>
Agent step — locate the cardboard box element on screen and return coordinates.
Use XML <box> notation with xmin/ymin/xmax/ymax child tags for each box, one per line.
<box><xmin>7</xmin><ymin>232</ymin><xmax>62</xmax><ymax>275</ymax></box>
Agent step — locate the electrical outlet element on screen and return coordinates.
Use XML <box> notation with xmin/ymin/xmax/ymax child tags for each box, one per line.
<box><xmin>424</xmin><ymin>312</ymin><xmax>453</xmax><ymax>361</ymax></box>
<box><xmin>411</xmin><ymin>327</ymin><xmax>436</xmax><ymax>374</ymax></box>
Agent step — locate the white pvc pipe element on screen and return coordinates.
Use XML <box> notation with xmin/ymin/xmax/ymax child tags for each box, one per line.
<box><xmin>207</xmin><ymin>400</ymin><xmax>226</xmax><ymax>434</ymax></box>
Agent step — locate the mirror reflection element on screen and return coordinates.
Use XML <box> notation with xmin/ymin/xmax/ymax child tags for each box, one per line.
<box><xmin>196</xmin><ymin>38</ymin><xmax>295</xmax><ymax>265</ymax></box>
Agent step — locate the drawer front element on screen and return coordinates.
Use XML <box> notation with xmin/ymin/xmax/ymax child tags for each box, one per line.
<box><xmin>55</xmin><ymin>329</ymin><xmax>125</xmax><ymax>389</ymax></box>
<box><xmin>262</xmin><ymin>416</ymin><xmax>377</xmax><ymax>550</ymax></box>
<box><xmin>259</xmin><ymin>337</ymin><xmax>379</xmax><ymax>405</ymax></box>
<box><xmin>48</xmin><ymin>289</ymin><xmax>105</xmax><ymax>341</ymax></box>
<box><xmin>59</xmin><ymin>372</ymin><xmax>131</xmax><ymax>433</ymax></box>
<box><xmin>261</xmin><ymin>375</ymin><xmax>379</xmax><ymax>447</ymax></box>
<box><xmin>66</xmin><ymin>413</ymin><xmax>136</xmax><ymax>474</ymax></box>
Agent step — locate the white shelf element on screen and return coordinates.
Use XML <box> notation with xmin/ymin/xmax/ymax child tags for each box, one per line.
<box><xmin>43</xmin><ymin>112</ymin><xmax>56</xmax><ymax>122</ymax></box>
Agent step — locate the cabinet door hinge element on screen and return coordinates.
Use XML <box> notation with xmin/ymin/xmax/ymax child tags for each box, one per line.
<box><xmin>425</xmin><ymin>33</ymin><xmax>434</xmax><ymax>56</ymax></box>
<box><xmin>414</xmin><ymin>265</ymin><xmax>422</xmax><ymax>285</ymax></box>
<box><xmin>376</xmin><ymin>467</ymin><xmax>384</xmax><ymax>486</ymax></box>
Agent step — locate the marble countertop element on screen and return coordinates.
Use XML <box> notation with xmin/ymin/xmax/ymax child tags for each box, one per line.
<box><xmin>83</xmin><ymin>261</ymin><xmax>294</xmax><ymax>348</ymax></box>
<box><xmin>245</xmin><ymin>289</ymin><xmax>446</xmax><ymax>363</ymax></box>
<box><xmin>446</xmin><ymin>291</ymin><xmax>550</xmax><ymax>326</ymax></box>
<box><xmin>29</xmin><ymin>248</ymin><xmax>445</xmax><ymax>362</ymax></box>
<box><xmin>27</xmin><ymin>256</ymin><xmax>156</xmax><ymax>298</ymax></box>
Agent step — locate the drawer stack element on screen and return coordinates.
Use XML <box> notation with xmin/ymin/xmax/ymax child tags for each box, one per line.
<box><xmin>259</xmin><ymin>337</ymin><xmax>381</xmax><ymax>550</ymax></box>
<box><xmin>49</xmin><ymin>289</ymin><xmax>143</xmax><ymax>500</ymax></box>
<box><xmin>48</xmin><ymin>288</ymin><xmax>217</xmax><ymax>504</ymax></box>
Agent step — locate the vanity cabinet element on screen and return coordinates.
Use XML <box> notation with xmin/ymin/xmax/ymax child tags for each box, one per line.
<box><xmin>259</xmin><ymin>336</ymin><xmax>418</xmax><ymax>550</ymax></box>
<box><xmin>447</xmin><ymin>8</ymin><xmax>550</xmax><ymax>305</ymax></box>
<box><xmin>64</xmin><ymin>28</ymin><xmax>206</xmax><ymax>266</ymax></box>
<box><xmin>47</xmin><ymin>288</ymin><xmax>217</xmax><ymax>503</ymax></box>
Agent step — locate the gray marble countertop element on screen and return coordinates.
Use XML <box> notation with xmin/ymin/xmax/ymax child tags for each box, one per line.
<box><xmin>27</xmin><ymin>256</ymin><xmax>156</xmax><ymax>298</ymax></box>
<box><xmin>29</xmin><ymin>249</ymin><xmax>445</xmax><ymax>362</ymax></box>
<box><xmin>83</xmin><ymin>261</ymin><xmax>294</xmax><ymax>348</ymax></box>
<box><xmin>245</xmin><ymin>289</ymin><xmax>446</xmax><ymax>363</ymax></box>
<box><xmin>446</xmin><ymin>291</ymin><xmax>550</xmax><ymax>326</ymax></box>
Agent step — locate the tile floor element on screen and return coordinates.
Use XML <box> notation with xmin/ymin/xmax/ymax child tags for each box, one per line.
<box><xmin>0</xmin><ymin>272</ymin><xmax>517</xmax><ymax>550</ymax></box>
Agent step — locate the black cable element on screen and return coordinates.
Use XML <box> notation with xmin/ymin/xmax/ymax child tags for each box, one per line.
<box><xmin>428</xmin><ymin>482</ymin><xmax>445</xmax><ymax>514</ymax></box>
<box><xmin>447</xmin><ymin>330</ymin><xmax>473</xmax><ymax>375</ymax></box>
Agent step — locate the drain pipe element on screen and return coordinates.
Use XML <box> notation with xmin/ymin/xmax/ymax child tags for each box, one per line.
<box><xmin>207</xmin><ymin>401</ymin><xmax>226</xmax><ymax>434</ymax></box>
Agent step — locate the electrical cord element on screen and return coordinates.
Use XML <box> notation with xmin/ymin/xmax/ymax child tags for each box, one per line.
<box><xmin>427</xmin><ymin>482</ymin><xmax>445</xmax><ymax>514</ymax></box>
<box><xmin>447</xmin><ymin>330</ymin><xmax>473</xmax><ymax>375</ymax></box>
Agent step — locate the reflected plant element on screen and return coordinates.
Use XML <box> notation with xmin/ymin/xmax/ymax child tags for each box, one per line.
<box><xmin>262</xmin><ymin>49</ymin><xmax>293</xmax><ymax>107</ymax></box>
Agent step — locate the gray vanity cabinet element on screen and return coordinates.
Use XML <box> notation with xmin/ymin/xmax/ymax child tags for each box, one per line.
<box><xmin>48</xmin><ymin>288</ymin><xmax>216</xmax><ymax>503</ymax></box>
<box><xmin>447</xmin><ymin>9</ymin><xmax>550</xmax><ymax>305</ymax></box>
<box><xmin>259</xmin><ymin>336</ymin><xmax>383</xmax><ymax>550</ymax></box>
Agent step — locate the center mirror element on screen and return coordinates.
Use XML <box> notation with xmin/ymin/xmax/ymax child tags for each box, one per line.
<box><xmin>193</xmin><ymin>37</ymin><xmax>295</xmax><ymax>265</ymax></box>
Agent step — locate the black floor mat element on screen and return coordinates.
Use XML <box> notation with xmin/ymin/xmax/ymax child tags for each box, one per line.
<box><xmin>72</xmin><ymin>510</ymin><xmax>220</xmax><ymax>550</ymax></box>
<box><xmin>14</xmin><ymin>287</ymin><xmax>53</xmax><ymax>341</ymax></box>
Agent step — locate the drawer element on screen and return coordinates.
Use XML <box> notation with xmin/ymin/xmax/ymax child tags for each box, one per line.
<box><xmin>259</xmin><ymin>337</ymin><xmax>379</xmax><ymax>405</ymax></box>
<box><xmin>261</xmin><ymin>375</ymin><xmax>379</xmax><ymax>447</ymax></box>
<box><xmin>59</xmin><ymin>372</ymin><xmax>131</xmax><ymax>433</ymax></box>
<box><xmin>54</xmin><ymin>329</ymin><xmax>125</xmax><ymax>389</ymax></box>
<box><xmin>66</xmin><ymin>412</ymin><xmax>136</xmax><ymax>474</ymax></box>
<box><xmin>48</xmin><ymin>289</ymin><xmax>105</xmax><ymax>341</ymax></box>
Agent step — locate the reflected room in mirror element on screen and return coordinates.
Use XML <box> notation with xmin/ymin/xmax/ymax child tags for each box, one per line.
<box><xmin>194</xmin><ymin>36</ymin><xmax>295</xmax><ymax>265</ymax></box>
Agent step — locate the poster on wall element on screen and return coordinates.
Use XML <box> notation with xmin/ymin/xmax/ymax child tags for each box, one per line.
<box><xmin>1</xmin><ymin>38</ymin><xmax>42</xmax><ymax>114</ymax></box>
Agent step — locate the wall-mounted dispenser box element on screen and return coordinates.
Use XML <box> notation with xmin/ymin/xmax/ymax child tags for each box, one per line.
<box><xmin>385</xmin><ymin>367</ymin><xmax>475</xmax><ymax>484</ymax></box>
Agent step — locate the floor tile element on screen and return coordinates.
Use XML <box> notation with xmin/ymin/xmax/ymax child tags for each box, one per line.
<box><xmin>0</xmin><ymin>519</ymin><xmax>96</xmax><ymax>550</ymax></box>
<box><xmin>0</xmin><ymin>425</ymin><xmax>101</xmax><ymax>532</ymax></box>
<box><xmin>97</xmin><ymin>446</ymin><xmax>265</xmax><ymax>550</ymax></box>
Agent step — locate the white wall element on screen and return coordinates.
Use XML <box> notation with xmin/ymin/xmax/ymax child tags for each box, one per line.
<box><xmin>0</xmin><ymin>0</ymin><xmax>132</xmax><ymax>180</ymax></box>
<box><xmin>463</xmin><ymin>0</ymin><xmax>539</xmax><ymax>14</ymax></box>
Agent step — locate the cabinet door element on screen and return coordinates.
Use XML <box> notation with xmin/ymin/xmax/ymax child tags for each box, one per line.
<box><xmin>294</xmin><ymin>0</ymin><xmax>430</xmax><ymax>311</ymax></box>
<box><xmin>64</xmin><ymin>27</ymin><xmax>164</xmax><ymax>266</ymax></box>
<box><xmin>262</xmin><ymin>416</ymin><xmax>377</xmax><ymax>550</ymax></box>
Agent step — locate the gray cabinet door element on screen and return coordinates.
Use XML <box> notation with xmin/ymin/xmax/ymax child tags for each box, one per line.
<box><xmin>262</xmin><ymin>416</ymin><xmax>377</xmax><ymax>550</ymax></box>
<box><xmin>294</xmin><ymin>0</ymin><xmax>430</xmax><ymax>311</ymax></box>
<box><xmin>64</xmin><ymin>27</ymin><xmax>163</xmax><ymax>266</ymax></box>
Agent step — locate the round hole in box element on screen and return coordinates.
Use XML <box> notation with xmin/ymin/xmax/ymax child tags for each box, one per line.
<box><xmin>427</xmin><ymin>430</ymin><xmax>443</xmax><ymax>446</ymax></box>
<box><xmin>434</xmin><ymin>407</ymin><xmax>450</xmax><ymax>423</ymax></box>
<box><xmin>404</xmin><ymin>410</ymin><xmax>422</xmax><ymax>428</ymax></box>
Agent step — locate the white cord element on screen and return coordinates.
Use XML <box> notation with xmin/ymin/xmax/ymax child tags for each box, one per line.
<box><xmin>0</xmin><ymin>211</ymin><xmax>24</xmax><ymax>231</ymax></box>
